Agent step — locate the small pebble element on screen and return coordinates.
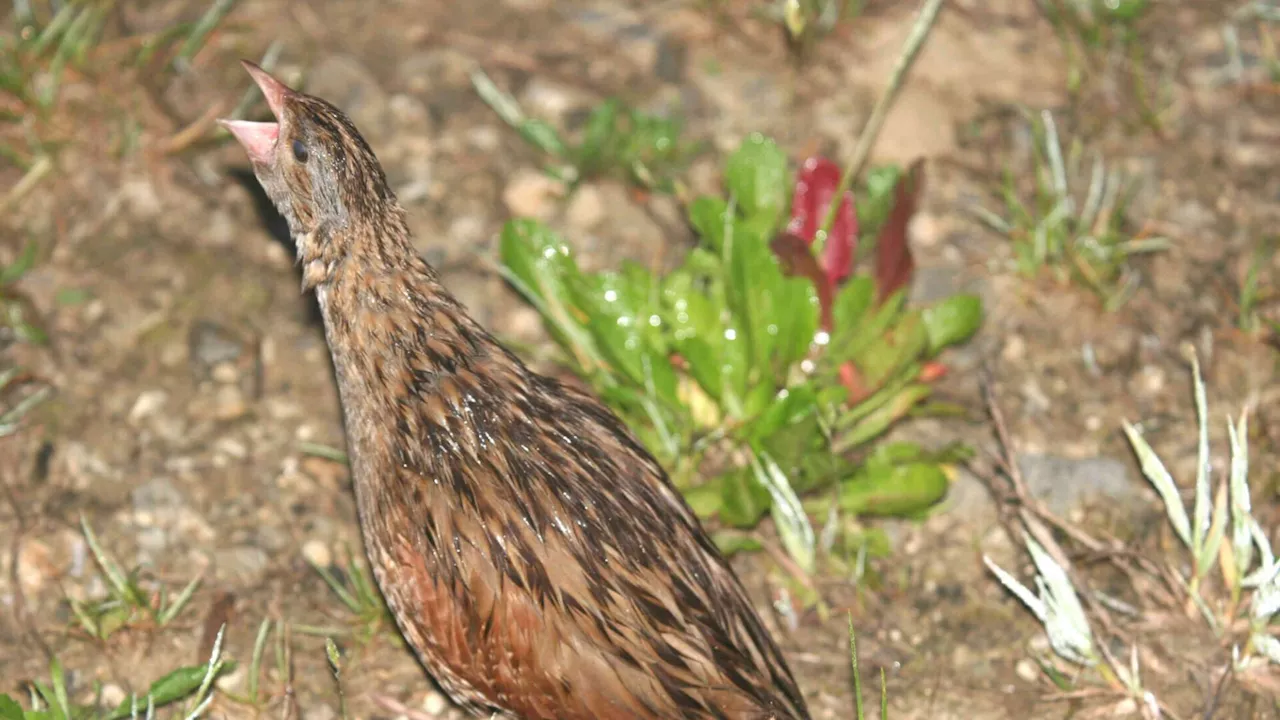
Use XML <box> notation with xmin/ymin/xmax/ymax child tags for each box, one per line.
<box><xmin>503</xmin><ymin>169</ymin><xmax>562</xmax><ymax>220</ymax></box>
<box><xmin>129</xmin><ymin>390</ymin><xmax>168</xmax><ymax>425</ymax></box>
<box><xmin>1015</xmin><ymin>658</ymin><xmax>1038</xmax><ymax>683</ymax></box>
<box><xmin>302</xmin><ymin>539</ymin><xmax>333</xmax><ymax>568</ymax></box>
<box><xmin>214</xmin><ymin>384</ymin><xmax>249</xmax><ymax>421</ymax></box>
<box><xmin>17</xmin><ymin>538</ymin><xmax>57</xmax><ymax>595</ymax></box>
<box><xmin>211</xmin><ymin>361</ymin><xmax>240</xmax><ymax>385</ymax></box>
<box><xmin>565</xmin><ymin>185</ymin><xmax>606</xmax><ymax>231</ymax></box>
<box><xmin>909</xmin><ymin>212</ymin><xmax>944</xmax><ymax>248</ymax></box>
<box><xmin>100</xmin><ymin>684</ymin><xmax>127</xmax><ymax>708</ymax></box>
<box><xmin>1001</xmin><ymin>335</ymin><xmax>1026</xmax><ymax>363</ymax></box>
<box><xmin>422</xmin><ymin>690</ymin><xmax>450</xmax><ymax>715</ymax></box>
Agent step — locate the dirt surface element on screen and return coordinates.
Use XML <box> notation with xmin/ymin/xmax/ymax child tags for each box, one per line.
<box><xmin>4</xmin><ymin>0</ymin><xmax>1280</xmax><ymax>717</ymax></box>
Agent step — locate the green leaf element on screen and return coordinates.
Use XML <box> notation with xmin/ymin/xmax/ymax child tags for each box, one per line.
<box><xmin>724</xmin><ymin>134</ymin><xmax>789</xmax><ymax>226</ymax></box>
<box><xmin>576</xmin><ymin>99</ymin><xmax>620</xmax><ymax>172</ymax></box>
<box><xmin>858</xmin><ymin>310</ymin><xmax>929</xmax><ymax>389</ymax></box>
<box><xmin>106</xmin><ymin>661</ymin><xmax>236</xmax><ymax>719</ymax></box>
<box><xmin>718</xmin><ymin>467</ymin><xmax>772</xmax><ymax>528</ymax></box>
<box><xmin>856</xmin><ymin>165</ymin><xmax>903</xmax><ymax>240</ymax></box>
<box><xmin>740</xmin><ymin>379</ymin><xmax>777</xmax><ymax>420</ymax></box>
<box><xmin>745</xmin><ymin>385</ymin><xmax>818</xmax><ymax>445</ymax></box>
<box><xmin>725</xmin><ymin>220</ymin><xmax>790</xmax><ymax>380</ymax></box>
<box><xmin>827</xmin><ymin>286</ymin><xmax>906</xmax><ymax>365</ymax></box>
<box><xmin>689</xmin><ymin>196</ymin><xmax>730</xmax><ymax>253</ymax></box>
<box><xmin>834</xmin><ymin>382</ymin><xmax>931</xmax><ymax>453</ymax></box>
<box><xmin>835</xmin><ymin>462</ymin><xmax>949</xmax><ymax>516</ymax></box>
<box><xmin>712</xmin><ymin>531</ymin><xmax>764</xmax><ymax>556</ymax></box>
<box><xmin>662</xmin><ymin>269</ymin><xmax>727</xmax><ymax>399</ymax></box>
<box><xmin>0</xmin><ymin>695</ymin><xmax>22</xmax><ymax>720</ymax></box>
<box><xmin>683</xmin><ymin>482</ymin><xmax>723</xmax><ymax>519</ymax></box>
<box><xmin>518</xmin><ymin>119</ymin><xmax>568</xmax><ymax>158</ymax></box>
<box><xmin>771</xmin><ymin>277</ymin><xmax>819</xmax><ymax>373</ymax></box>
<box><xmin>923</xmin><ymin>294</ymin><xmax>983</xmax><ymax>354</ymax></box>
<box><xmin>571</xmin><ymin>263</ymin><xmax>678</xmax><ymax>407</ymax></box>
<box><xmin>831</xmin><ymin>275</ymin><xmax>875</xmax><ymax>337</ymax></box>
<box><xmin>498</xmin><ymin>219</ymin><xmax>599</xmax><ymax>367</ymax></box>
<box><xmin>0</xmin><ymin>240</ymin><xmax>38</xmax><ymax>286</ymax></box>
<box><xmin>751</xmin><ymin>450</ymin><xmax>816</xmax><ymax>573</ymax></box>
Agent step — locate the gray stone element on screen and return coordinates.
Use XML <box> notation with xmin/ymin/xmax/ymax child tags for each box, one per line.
<box><xmin>213</xmin><ymin>546</ymin><xmax>270</xmax><ymax>586</ymax></box>
<box><xmin>132</xmin><ymin>476</ymin><xmax>185</xmax><ymax>515</ymax></box>
<box><xmin>188</xmin><ymin>320</ymin><xmax>243</xmax><ymax>375</ymax></box>
<box><xmin>1016</xmin><ymin>454</ymin><xmax>1140</xmax><ymax>516</ymax></box>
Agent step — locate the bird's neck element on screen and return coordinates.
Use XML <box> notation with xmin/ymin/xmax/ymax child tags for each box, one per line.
<box><xmin>308</xmin><ymin>212</ymin><xmax>494</xmax><ymax>462</ymax></box>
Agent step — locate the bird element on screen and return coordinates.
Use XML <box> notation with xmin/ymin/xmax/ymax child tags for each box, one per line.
<box><xmin>218</xmin><ymin>60</ymin><xmax>810</xmax><ymax>720</ymax></box>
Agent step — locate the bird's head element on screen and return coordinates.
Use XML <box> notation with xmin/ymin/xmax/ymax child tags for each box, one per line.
<box><xmin>218</xmin><ymin>61</ymin><xmax>397</xmax><ymax>245</ymax></box>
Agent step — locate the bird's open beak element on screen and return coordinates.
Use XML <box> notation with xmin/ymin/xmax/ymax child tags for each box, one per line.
<box><xmin>217</xmin><ymin>60</ymin><xmax>293</xmax><ymax>165</ymax></box>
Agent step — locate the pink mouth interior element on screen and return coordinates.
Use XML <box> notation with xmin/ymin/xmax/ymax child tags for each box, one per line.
<box><xmin>218</xmin><ymin>120</ymin><xmax>279</xmax><ymax>164</ymax></box>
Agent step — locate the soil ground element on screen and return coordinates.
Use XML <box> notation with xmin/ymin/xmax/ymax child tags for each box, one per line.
<box><xmin>4</xmin><ymin>0</ymin><xmax>1280</xmax><ymax>718</ymax></box>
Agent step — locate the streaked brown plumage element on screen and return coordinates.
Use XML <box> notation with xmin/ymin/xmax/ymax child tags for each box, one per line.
<box><xmin>219</xmin><ymin>60</ymin><xmax>810</xmax><ymax>719</ymax></box>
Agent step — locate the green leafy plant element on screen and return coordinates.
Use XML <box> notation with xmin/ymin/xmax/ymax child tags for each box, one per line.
<box><xmin>471</xmin><ymin>69</ymin><xmax>701</xmax><ymax>193</ymax></box>
<box><xmin>301</xmin><ymin>543</ymin><xmax>392</xmax><ymax>644</ymax></box>
<box><xmin>973</xmin><ymin>109</ymin><xmax>1167</xmax><ymax>311</ymax></box>
<box><xmin>0</xmin><ymin>240</ymin><xmax>49</xmax><ymax>347</ymax></box>
<box><xmin>0</xmin><ymin>626</ymin><xmax>231</xmax><ymax>719</ymax></box>
<box><xmin>2</xmin><ymin>0</ymin><xmax>238</xmax><ymax>201</ymax></box>
<box><xmin>0</xmin><ymin>365</ymin><xmax>53</xmax><ymax>438</ymax></box>
<box><xmin>68</xmin><ymin>517</ymin><xmax>202</xmax><ymax>641</ymax></box>
<box><xmin>500</xmin><ymin>134</ymin><xmax>981</xmax><ymax>575</ymax></box>
<box><xmin>1035</xmin><ymin>0</ymin><xmax>1174</xmax><ymax>133</ymax></box>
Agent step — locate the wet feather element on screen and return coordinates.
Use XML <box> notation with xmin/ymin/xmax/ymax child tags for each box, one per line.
<box><xmin>220</xmin><ymin>60</ymin><xmax>810</xmax><ymax>720</ymax></box>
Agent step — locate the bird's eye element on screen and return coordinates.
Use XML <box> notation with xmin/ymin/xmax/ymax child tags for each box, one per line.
<box><xmin>291</xmin><ymin>139</ymin><xmax>309</xmax><ymax>163</ymax></box>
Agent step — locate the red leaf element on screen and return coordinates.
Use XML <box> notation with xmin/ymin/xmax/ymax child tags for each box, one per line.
<box><xmin>786</xmin><ymin>156</ymin><xmax>858</xmax><ymax>288</ymax></box>
<box><xmin>919</xmin><ymin>361</ymin><xmax>948</xmax><ymax>383</ymax></box>
<box><xmin>770</xmin><ymin>231</ymin><xmax>834</xmax><ymax>331</ymax></box>
<box><xmin>838</xmin><ymin>361</ymin><xmax>871</xmax><ymax>405</ymax></box>
<box><xmin>874</xmin><ymin>158</ymin><xmax>925</xmax><ymax>304</ymax></box>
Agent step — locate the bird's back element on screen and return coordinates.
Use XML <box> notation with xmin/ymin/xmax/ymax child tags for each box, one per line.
<box><xmin>338</xmin><ymin>292</ymin><xmax>810</xmax><ymax>719</ymax></box>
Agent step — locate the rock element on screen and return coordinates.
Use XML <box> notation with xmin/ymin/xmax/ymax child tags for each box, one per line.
<box><xmin>128</xmin><ymin>390</ymin><xmax>168</xmax><ymax>425</ymax></box>
<box><xmin>519</xmin><ymin>77</ymin><xmax>589</xmax><ymax>125</ymax></box>
<box><xmin>118</xmin><ymin>178</ymin><xmax>162</xmax><ymax>220</ymax></box>
<box><xmin>214</xmin><ymin>546</ymin><xmax>270</xmax><ymax>586</ymax></box>
<box><xmin>100</xmin><ymin>684</ymin><xmax>127</xmax><ymax>708</ymax></box>
<box><xmin>132</xmin><ymin>477</ymin><xmax>185</xmax><ymax>516</ymax></box>
<box><xmin>422</xmin><ymin>690</ymin><xmax>450</xmax><ymax>715</ymax></box>
<box><xmin>211</xmin><ymin>361</ymin><xmax>239</xmax><ymax>385</ymax></box>
<box><xmin>503</xmin><ymin>169</ymin><xmax>563</xmax><ymax>219</ymax></box>
<box><xmin>136</xmin><ymin>526</ymin><xmax>168</xmax><ymax>557</ymax></box>
<box><xmin>465</xmin><ymin>125</ymin><xmax>502</xmax><ymax>152</ymax></box>
<box><xmin>17</xmin><ymin>538</ymin><xmax>58</xmax><ymax>596</ymax></box>
<box><xmin>910</xmin><ymin>211</ymin><xmax>945</xmax><ymax>248</ymax></box>
<box><xmin>565</xmin><ymin>185</ymin><xmax>606</xmax><ymax>231</ymax></box>
<box><xmin>302</xmin><ymin>539</ymin><xmax>332</xmax><ymax>569</ymax></box>
<box><xmin>1002</xmin><ymin>334</ymin><xmax>1027</xmax><ymax>363</ymax></box>
<box><xmin>1016</xmin><ymin>454</ymin><xmax>1140</xmax><ymax>516</ymax></box>
<box><xmin>188</xmin><ymin>320</ymin><xmax>243</xmax><ymax>376</ymax></box>
<box><xmin>213</xmin><ymin>384</ymin><xmax>249</xmax><ymax>421</ymax></box>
